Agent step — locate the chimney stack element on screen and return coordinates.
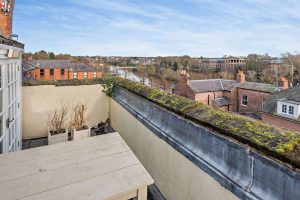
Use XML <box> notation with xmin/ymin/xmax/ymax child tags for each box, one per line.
<box><xmin>237</xmin><ymin>70</ymin><xmax>245</xmax><ymax>83</ymax></box>
<box><xmin>278</xmin><ymin>76</ymin><xmax>289</xmax><ymax>89</ymax></box>
<box><xmin>0</xmin><ymin>0</ymin><xmax>14</xmax><ymax>38</ymax></box>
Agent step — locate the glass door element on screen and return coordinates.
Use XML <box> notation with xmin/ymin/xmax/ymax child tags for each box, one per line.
<box><xmin>0</xmin><ymin>59</ymin><xmax>21</xmax><ymax>154</ymax></box>
<box><xmin>0</xmin><ymin>64</ymin><xmax>4</xmax><ymax>153</ymax></box>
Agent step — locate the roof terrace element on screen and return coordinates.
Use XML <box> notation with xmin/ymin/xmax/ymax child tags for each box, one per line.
<box><xmin>1</xmin><ymin>77</ymin><xmax>299</xmax><ymax>200</ymax></box>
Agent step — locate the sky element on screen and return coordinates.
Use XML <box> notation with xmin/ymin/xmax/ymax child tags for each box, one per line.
<box><xmin>14</xmin><ymin>0</ymin><xmax>300</xmax><ymax>57</ymax></box>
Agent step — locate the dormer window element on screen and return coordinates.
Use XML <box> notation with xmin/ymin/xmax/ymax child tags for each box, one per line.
<box><xmin>277</xmin><ymin>100</ymin><xmax>299</xmax><ymax>119</ymax></box>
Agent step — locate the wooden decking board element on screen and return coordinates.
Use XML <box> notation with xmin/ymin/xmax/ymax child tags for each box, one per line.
<box><xmin>0</xmin><ymin>133</ymin><xmax>154</xmax><ymax>200</ymax></box>
<box><xmin>0</xmin><ymin>133</ymin><xmax>121</xmax><ymax>166</ymax></box>
<box><xmin>0</xmin><ymin>141</ymin><xmax>129</xmax><ymax>183</ymax></box>
<box><xmin>19</xmin><ymin>164</ymin><xmax>152</xmax><ymax>200</ymax></box>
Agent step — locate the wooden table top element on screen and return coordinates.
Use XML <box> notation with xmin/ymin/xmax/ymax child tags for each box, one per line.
<box><xmin>0</xmin><ymin>133</ymin><xmax>153</xmax><ymax>200</ymax></box>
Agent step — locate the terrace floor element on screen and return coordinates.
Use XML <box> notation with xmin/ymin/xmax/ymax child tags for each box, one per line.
<box><xmin>1</xmin><ymin>133</ymin><xmax>154</xmax><ymax>200</ymax></box>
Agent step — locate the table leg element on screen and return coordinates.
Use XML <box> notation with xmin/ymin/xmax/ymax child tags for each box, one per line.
<box><xmin>134</xmin><ymin>186</ymin><xmax>147</xmax><ymax>200</ymax></box>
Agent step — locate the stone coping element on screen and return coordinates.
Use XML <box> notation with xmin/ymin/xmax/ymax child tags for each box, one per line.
<box><xmin>22</xmin><ymin>78</ymin><xmax>103</xmax><ymax>87</ymax></box>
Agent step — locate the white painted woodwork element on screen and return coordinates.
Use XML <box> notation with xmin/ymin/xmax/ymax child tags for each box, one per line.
<box><xmin>0</xmin><ymin>132</ymin><xmax>154</xmax><ymax>200</ymax></box>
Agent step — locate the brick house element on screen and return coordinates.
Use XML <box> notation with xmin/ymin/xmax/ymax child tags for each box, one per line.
<box><xmin>174</xmin><ymin>71</ymin><xmax>283</xmax><ymax>116</ymax></box>
<box><xmin>22</xmin><ymin>59</ymin><xmax>103</xmax><ymax>81</ymax></box>
<box><xmin>261</xmin><ymin>84</ymin><xmax>300</xmax><ymax>132</ymax></box>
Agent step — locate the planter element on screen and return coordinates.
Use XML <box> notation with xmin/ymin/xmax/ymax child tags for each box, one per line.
<box><xmin>48</xmin><ymin>129</ymin><xmax>68</xmax><ymax>145</ymax></box>
<box><xmin>72</xmin><ymin>126</ymin><xmax>91</xmax><ymax>140</ymax></box>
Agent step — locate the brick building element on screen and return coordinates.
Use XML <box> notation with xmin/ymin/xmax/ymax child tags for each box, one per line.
<box><xmin>261</xmin><ymin>83</ymin><xmax>300</xmax><ymax>132</ymax></box>
<box><xmin>174</xmin><ymin>71</ymin><xmax>283</xmax><ymax>116</ymax></box>
<box><xmin>225</xmin><ymin>56</ymin><xmax>246</xmax><ymax>68</ymax></box>
<box><xmin>198</xmin><ymin>58</ymin><xmax>225</xmax><ymax>69</ymax></box>
<box><xmin>23</xmin><ymin>59</ymin><xmax>103</xmax><ymax>81</ymax></box>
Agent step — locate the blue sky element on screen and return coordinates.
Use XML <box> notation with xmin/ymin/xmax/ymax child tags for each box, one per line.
<box><xmin>14</xmin><ymin>0</ymin><xmax>300</xmax><ymax>57</ymax></box>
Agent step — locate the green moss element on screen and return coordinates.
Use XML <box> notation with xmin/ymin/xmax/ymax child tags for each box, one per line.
<box><xmin>115</xmin><ymin>78</ymin><xmax>300</xmax><ymax>168</ymax></box>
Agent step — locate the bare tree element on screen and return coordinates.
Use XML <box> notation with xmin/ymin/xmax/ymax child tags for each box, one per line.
<box><xmin>47</xmin><ymin>103</ymin><xmax>69</xmax><ymax>135</ymax></box>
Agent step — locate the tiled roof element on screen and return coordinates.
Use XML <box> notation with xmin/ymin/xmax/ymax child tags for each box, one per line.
<box><xmin>31</xmin><ymin>60</ymin><xmax>100</xmax><ymax>72</ymax></box>
<box><xmin>187</xmin><ymin>79</ymin><xmax>280</xmax><ymax>94</ymax></box>
<box><xmin>262</xmin><ymin>85</ymin><xmax>300</xmax><ymax>114</ymax></box>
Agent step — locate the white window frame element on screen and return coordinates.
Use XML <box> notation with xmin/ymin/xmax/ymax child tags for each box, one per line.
<box><xmin>277</xmin><ymin>101</ymin><xmax>300</xmax><ymax>119</ymax></box>
<box><xmin>241</xmin><ymin>95</ymin><xmax>248</xmax><ymax>106</ymax></box>
<box><xmin>289</xmin><ymin>106</ymin><xmax>294</xmax><ymax>115</ymax></box>
<box><xmin>282</xmin><ymin>104</ymin><xmax>287</xmax><ymax>113</ymax></box>
<box><xmin>93</xmin><ymin>72</ymin><xmax>97</xmax><ymax>78</ymax></box>
<box><xmin>73</xmin><ymin>72</ymin><xmax>78</xmax><ymax>79</ymax></box>
<box><xmin>83</xmin><ymin>72</ymin><xmax>88</xmax><ymax>79</ymax></box>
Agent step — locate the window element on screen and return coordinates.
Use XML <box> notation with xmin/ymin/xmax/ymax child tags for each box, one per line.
<box><xmin>83</xmin><ymin>72</ymin><xmax>88</xmax><ymax>79</ymax></box>
<box><xmin>282</xmin><ymin>104</ymin><xmax>287</xmax><ymax>113</ymax></box>
<box><xmin>40</xmin><ymin>69</ymin><xmax>44</xmax><ymax>76</ymax></box>
<box><xmin>60</xmin><ymin>69</ymin><xmax>65</xmax><ymax>76</ymax></box>
<box><xmin>93</xmin><ymin>72</ymin><xmax>97</xmax><ymax>78</ymax></box>
<box><xmin>289</xmin><ymin>106</ymin><xmax>294</xmax><ymax>115</ymax></box>
<box><xmin>241</xmin><ymin>95</ymin><xmax>248</xmax><ymax>106</ymax></box>
<box><xmin>73</xmin><ymin>72</ymin><xmax>78</xmax><ymax>79</ymax></box>
<box><xmin>50</xmin><ymin>69</ymin><xmax>54</xmax><ymax>76</ymax></box>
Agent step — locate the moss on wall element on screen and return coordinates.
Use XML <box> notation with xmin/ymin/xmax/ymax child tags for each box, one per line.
<box><xmin>116</xmin><ymin>78</ymin><xmax>300</xmax><ymax>168</ymax></box>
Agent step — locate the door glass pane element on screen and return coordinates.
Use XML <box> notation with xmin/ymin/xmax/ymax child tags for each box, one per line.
<box><xmin>0</xmin><ymin>90</ymin><xmax>2</xmax><ymax>113</ymax></box>
<box><xmin>0</xmin><ymin>141</ymin><xmax>2</xmax><ymax>154</ymax></box>
<box><xmin>0</xmin><ymin>115</ymin><xmax>2</xmax><ymax>138</ymax></box>
<box><xmin>0</xmin><ymin>65</ymin><xmax>2</xmax><ymax>88</ymax></box>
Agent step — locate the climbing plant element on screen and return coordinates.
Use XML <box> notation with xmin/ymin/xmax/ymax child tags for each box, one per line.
<box><xmin>102</xmin><ymin>75</ymin><xmax>115</xmax><ymax>96</ymax></box>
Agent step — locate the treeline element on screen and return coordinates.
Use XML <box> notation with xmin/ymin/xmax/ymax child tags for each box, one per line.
<box><xmin>23</xmin><ymin>50</ymin><xmax>83</xmax><ymax>62</ymax></box>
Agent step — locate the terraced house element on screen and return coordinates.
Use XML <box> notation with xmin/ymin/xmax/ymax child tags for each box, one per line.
<box><xmin>22</xmin><ymin>59</ymin><xmax>103</xmax><ymax>81</ymax></box>
<box><xmin>174</xmin><ymin>71</ymin><xmax>287</xmax><ymax>118</ymax></box>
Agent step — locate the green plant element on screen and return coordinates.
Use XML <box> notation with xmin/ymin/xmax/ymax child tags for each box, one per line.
<box><xmin>102</xmin><ymin>76</ymin><xmax>115</xmax><ymax>96</ymax></box>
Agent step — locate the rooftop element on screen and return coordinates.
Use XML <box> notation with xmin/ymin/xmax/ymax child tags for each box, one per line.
<box><xmin>262</xmin><ymin>85</ymin><xmax>300</xmax><ymax>115</ymax></box>
<box><xmin>188</xmin><ymin>79</ymin><xmax>280</xmax><ymax>93</ymax></box>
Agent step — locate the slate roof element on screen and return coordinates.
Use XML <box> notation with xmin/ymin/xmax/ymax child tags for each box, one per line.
<box><xmin>30</xmin><ymin>60</ymin><xmax>99</xmax><ymax>72</ymax></box>
<box><xmin>262</xmin><ymin>85</ymin><xmax>300</xmax><ymax>114</ymax></box>
<box><xmin>22</xmin><ymin>60</ymin><xmax>38</xmax><ymax>72</ymax></box>
<box><xmin>187</xmin><ymin>79</ymin><xmax>280</xmax><ymax>94</ymax></box>
<box><xmin>212</xmin><ymin>98</ymin><xmax>231</xmax><ymax>107</ymax></box>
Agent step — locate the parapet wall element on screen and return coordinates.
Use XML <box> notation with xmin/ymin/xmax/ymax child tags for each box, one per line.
<box><xmin>112</xmin><ymin>81</ymin><xmax>300</xmax><ymax>200</ymax></box>
<box><xmin>22</xmin><ymin>84</ymin><xmax>109</xmax><ymax>139</ymax></box>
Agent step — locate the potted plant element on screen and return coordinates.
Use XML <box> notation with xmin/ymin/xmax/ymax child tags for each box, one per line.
<box><xmin>70</xmin><ymin>104</ymin><xmax>91</xmax><ymax>140</ymax></box>
<box><xmin>47</xmin><ymin>103</ymin><xmax>69</xmax><ymax>145</ymax></box>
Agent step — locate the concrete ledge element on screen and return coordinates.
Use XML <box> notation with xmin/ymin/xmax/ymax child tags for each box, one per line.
<box><xmin>114</xmin><ymin>86</ymin><xmax>300</xmax><ymax>200</ymax></box>
<box><xmin>22</xmin><ymin>78</ymin><xmax>103</xmax><ymax>87</ymax></box>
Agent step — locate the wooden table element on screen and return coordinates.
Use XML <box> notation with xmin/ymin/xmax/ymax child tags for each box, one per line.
<box><xmin>0</xmin><ymin>133</ymin><xmax>154</xmax><ymax>200</ymax></box>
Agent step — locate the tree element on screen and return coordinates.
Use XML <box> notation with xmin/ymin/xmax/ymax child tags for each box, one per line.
<box><xmin>282</xmin><ymin>52</ymin><xmax>300</xmax><ymax>86</ymax></box>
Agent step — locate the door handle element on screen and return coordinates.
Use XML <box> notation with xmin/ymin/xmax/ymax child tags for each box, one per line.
<box><xmin>6</xmin><ymin>118</ymin><xmax>14</xmax><ymax>128</ymax></box>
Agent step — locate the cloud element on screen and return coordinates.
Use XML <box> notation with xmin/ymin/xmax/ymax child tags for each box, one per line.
<box><xmin>13</xmin><ymin>0</ymin><xmax>300</xmax><ymax>57</ymax></box>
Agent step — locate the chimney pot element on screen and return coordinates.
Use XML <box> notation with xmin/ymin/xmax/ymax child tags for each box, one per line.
<box><xmin>278</xmin><ymin>76</ymin><xmax>289</xmax><ymax>89</ymax></box>
<box><xmin>237</xmin><ymin>70</ymin><xmax>245</xmax><ymax>83</ymax></box>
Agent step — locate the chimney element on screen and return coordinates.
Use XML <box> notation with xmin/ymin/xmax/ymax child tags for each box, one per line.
<box><xmin>237</xmin><ymin>70</ymin><xmax>245</xmax><ymax>83</ymax></box>
<box><xmin>278</xmin><ymin>76</ymin><xmax>289</xmax><ymax>89</ymax></box>
<box><xmin>27</xmin><ymin>55</ymin><xmax>33</xmax><ymax>61</ymax></box>
<box><xmin>0</xmin><ymin>0</ymin><xmax>14</xmax><ymax>38</ymax></box>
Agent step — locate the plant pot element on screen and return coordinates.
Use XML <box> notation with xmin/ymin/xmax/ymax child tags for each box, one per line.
<box><xmin>72</xmin><ymin>126</ymin><xmax>91</xmax><ymax>140</ymax></box>
<box><xmin>48</xmin><ymin>129</ymin><xmax>68</xmax><ymax>145</ymax></box>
